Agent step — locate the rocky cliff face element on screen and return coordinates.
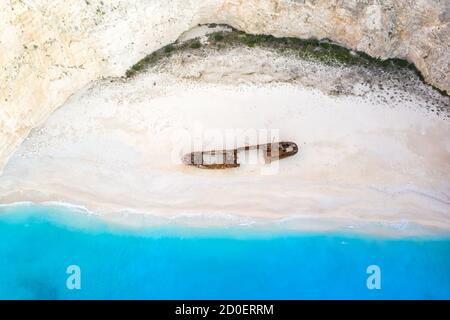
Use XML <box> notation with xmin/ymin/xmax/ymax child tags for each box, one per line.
<box><xmin>0</xmin><ymin>0</ymin><xmax>449</xmax><ymax>172</ymax></box>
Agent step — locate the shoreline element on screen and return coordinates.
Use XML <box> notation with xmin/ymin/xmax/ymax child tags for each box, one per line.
<box><xmin>1</xmin><ymin>201</ymin><xmax>448</xmax><ymax>239</ymax></box>
<box><xmin>2</xmin><ymin>202</ymin><xmax>449</xmax><ymax>300</ymax></box>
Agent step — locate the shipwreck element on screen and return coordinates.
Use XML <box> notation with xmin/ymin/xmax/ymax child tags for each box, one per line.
<box><xmin>182</xmin><ymin>141</ymin><xmax>298</xmax><ymax>169</ymax></box>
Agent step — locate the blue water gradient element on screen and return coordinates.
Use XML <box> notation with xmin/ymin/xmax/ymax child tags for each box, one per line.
<box><xmin>0</xmin><ymin>204</ymin><xmax>449</xmax><ymax>299</ymax></box>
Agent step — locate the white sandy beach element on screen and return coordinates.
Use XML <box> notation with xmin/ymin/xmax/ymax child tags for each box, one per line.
<box><xmin>0</xmin><ymin>36</ymin><xmax>449</xmax><ymax>235</ymax></box>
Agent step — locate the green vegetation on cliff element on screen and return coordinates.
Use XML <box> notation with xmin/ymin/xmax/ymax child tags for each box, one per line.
<box><xmin>125</xmin><ymin>24</ymin><xmax>445</xmax><ymax>97</ymax></box>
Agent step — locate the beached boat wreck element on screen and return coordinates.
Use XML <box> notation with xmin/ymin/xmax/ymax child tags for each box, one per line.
<box><xmin>182</xmin><ymin>142</ymin><xmax>298</xmax><ymax>169</ymax></box>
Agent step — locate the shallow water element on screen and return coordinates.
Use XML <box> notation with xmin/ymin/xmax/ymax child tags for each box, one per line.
<box><xmin>0</xmin><ymin>204</ymin><xmax>449</xmax><ymax>299</ymax></box>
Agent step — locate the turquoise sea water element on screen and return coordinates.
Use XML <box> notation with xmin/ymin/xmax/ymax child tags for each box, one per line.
<box><xmin>0</xmin><ymin>204</ymin><xmax>449</xmax><ymax>300</ymax></box>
